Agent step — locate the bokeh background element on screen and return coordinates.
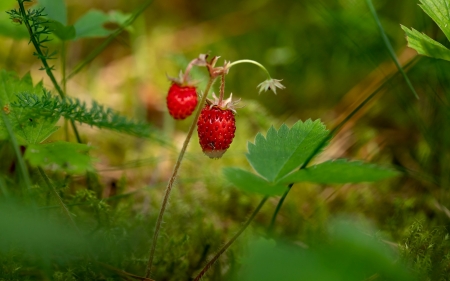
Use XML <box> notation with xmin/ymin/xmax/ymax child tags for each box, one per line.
<box><xmin>1</xmin><ymin>0</ymin><xmax>450</xmax><ymax>280</ymax></box>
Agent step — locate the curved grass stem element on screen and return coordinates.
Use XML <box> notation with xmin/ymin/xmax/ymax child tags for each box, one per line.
<box><xmin>144</xmin><ymin>77</ymin><xmax>217</xmax><ymax>278</ymax></box>
<box><xmin>193</xmin><ymin>196</ymin><xmax>268</xmax><ymax>281</ymax></box>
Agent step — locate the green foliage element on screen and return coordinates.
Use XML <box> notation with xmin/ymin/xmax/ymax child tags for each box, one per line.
<box><xmin>0</xmin><ymin>201</ymin><xmax>86</xmax><ymax>263</ymax></box>
<box><xmin>0</xmin><ymin>70</ymin><xmax>59</xmax><ymax>144</ymax></box>
<box><xmin>236</xmin><ymin>220</ymin><xmax>414</xmax><ymax>281</ymax></box>
<box><xmin>246</xmin><ymin>119</ymin><xmax>328</xmax><ymax>182</ymax></box>
<box><xmin>12</xmin><ymin>91</ymin><xmax>158</xmax><ymax>139</ymax></box>
<box><xmin>35</xmin><ymin>0</ymin><xmax>67</xmax><ymax>26</ymax></box>
<box><xmin>400</xmin><ymin>221</ymin><xmax>450</xmax><ymax>280</ymax></box>
<box><xmin>25</xmin><ymin>142</ymin><xmax>93</xmax><ymax>174</ymax></box>
<box><xmin>402</xmin><ymin>0</ymin><xmax>450</xmax><ymax>61</ymax></box>
<box><xmin>223</xmin><ymin>167</ymin><xmax>287</xmax><ymax>196</ymax></box>
<box><xmin>224</xmin><ymin>120</ymin><xmax>399</xmax><ymax>196</ymax></box>
<box><xmin>278</xmin><ymin>159</ymin><xmax>400</xmax><ymax>184</ymax></box>
<box><xmin>73</xmin><ymin>10</ymin><xmax>132</xmax><ymax>40</ymax></box>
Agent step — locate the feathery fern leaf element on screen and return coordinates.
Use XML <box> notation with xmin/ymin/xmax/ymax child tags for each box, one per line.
<box><xmin>12</xmin><ymin>92</ymin><xmax>159</xmax><ymax>139</ymax></box>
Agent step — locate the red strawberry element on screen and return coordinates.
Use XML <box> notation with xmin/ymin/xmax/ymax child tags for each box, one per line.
<box><xmin>166</xmin><ymin>83</ymin><xmax>198</xmax><ymax>120</ymax></box>
<box><xmin>197</xmin><ymin>102</ymin><xmax>236</xmax><ymax>159</ymax></box>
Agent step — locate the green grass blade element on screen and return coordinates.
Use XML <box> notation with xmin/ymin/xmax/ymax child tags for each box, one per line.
<box><xmin>366</xmin><ymin>0</ymin><xmax>419</xmax><ymax>100</ymax></box>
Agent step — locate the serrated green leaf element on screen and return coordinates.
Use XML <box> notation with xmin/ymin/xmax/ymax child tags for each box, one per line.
<box><xmin>0</xmin><ymin>70</ymin><xmax>59</xmax><ymax>144</ymax></box>
<box><xmin>223</xmin><ymin>167</ymin><xmax>287</xmax><ymax>196</ymax></box>
<box><xmin>246</xmin><ymin>119</ymin><xmax>329</xmax><ymax>182</ymax></box>
<box><xmin>25</xmin><ymin>141</ymin><xmax>93</xmax><ymax>174</ymax></box>
<box><xmin>278</xmin><ymin>159</ymin><xmax>400</xmax><ymax>185</ymax></box>
<box><xmin>73</xmin><ymin>10</ymin><xmax>131</xmax><ymax>40</ymax></box>
<box><xmin>419</xmin><ymin>0</ymin><xmax>450</xmax><ymax>42</ymax></box>
<box><xmin>34</xmin><ymin>0</ymin><xmax>67</xmax><ymax>25</ymax></box>
<box><xmin>401</xmin><ymin>25</ymin><xmax>450</xmax><ymax>61</ymax></box>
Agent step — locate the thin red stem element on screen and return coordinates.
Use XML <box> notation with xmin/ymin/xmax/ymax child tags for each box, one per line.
<box><xmin>145</xmin><ymin>77</ymin><xmax>216</xmax><ymax>278</ymax></box>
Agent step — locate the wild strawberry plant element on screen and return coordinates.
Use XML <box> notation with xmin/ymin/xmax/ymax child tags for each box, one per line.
<box><xmin>0</xmin><ymin>0</ymin><xmax>440</xmax><ymax>280</ymax></box>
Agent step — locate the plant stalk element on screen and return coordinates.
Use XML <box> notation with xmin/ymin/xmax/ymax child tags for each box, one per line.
<box><xmin>228</xmin><ymin>59</ymin><xmax>272</xmax><ymax>79</ymax></box>
<box><xmin>38</xmin><ymin>167</ymin><xmax>81</xmax><ymax>236</ymax></box>
<box><xmin>193</xmin><ymin>196</ymin><xmax>268</xmax><ymax>281</ymax></box>
<box><xmin>144</xmin><ymin>77</ymin><xmax>216</xmax><ymax>278</ymax></box>
<box><xmin>66</xmin><ymin>0</ymin><xmax>154</xmax><ymax>81</ymax></box>
<box><xmin>0</xmin><ymin>109</ymin><xmax>32</xmax><ymax>192</ymax></box>
<box><xmin>17</xmin><ymin>0</ymin><xmax>82</xmax><ymax>143</ymax></box>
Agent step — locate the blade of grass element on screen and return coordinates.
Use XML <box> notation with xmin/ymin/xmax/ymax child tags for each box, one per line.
<box><xmin>37</xmin><ymin>167</ymin><xmax>81</xmax><ymax>236</ymax></box>
<box><xmin>0</xmin><ymin>176</ymin><xmax>10</xmax><ymax>198</ymax></box>
<box><xmin>66</xmin><ymin>0</ymin><xmax>154</xmax><ymax>81</ymax></box>
<box><xmin>366</xmin><ymin>0</ymin><xmax>419</xmax><ymax>100</ymax></box>
<box><xmin>0</xmin><ymin>110</ymin><xmax>32</xmax><ymax>192</ymax></box>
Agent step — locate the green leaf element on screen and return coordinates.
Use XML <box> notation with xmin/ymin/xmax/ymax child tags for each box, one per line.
<box><xmin>0</xmin><ymin>70</ymin><xmax>59</xmax><ymax>144</ymax></box>
<box><xmin>235</xmin><ymin>220</ymin><xmax>414</xmax><ymax>281</ymax></box>
<box><xmin>73</xmin><ymin>10</ymin><xmax>131</xmax><ymax>40</ymax></box>
<box><xmin>43</xmin><ymin>20</ymin><xmax>76</xmax><ymax>41</ymax></box>
<box><xmin>419</xmin><ymin>0</ymin><xmax>450</xmax><ymax>42</ymax></box>
<box><xmin>35</xmin><ymin>0</ymin><xmax>68</xmax><ymax>25</ymax></box>
<box><xmin>246</xmin><ymin>119</ymin><xmax>329</xmax><ymax>182</ymax></box>
<box><xmin>223</xmin><ymin>167</ymin><xmax>287</xmax><ymax>196</ymax></box>
<box><xmin>25</xmin><ymin>141</ymin><xmax>93</xmax><ymax>174</ymax></box>
<box><xmin>0</xmin><ymin>1</ymin><xmax>29</xmax><ymax>39</ymax></box>
<box><xmin>401</xmin><ymin>25</ymin><xmax>450</xmax><ymax>61</ymax></box>
<box><xmin>278</xmin><ymin>159</ymin><xmax>400</xmax><ymax>185</ymax></box>
<box><xmin>12</xmin><ymin>92</ymin><xmax>160</xmax><ymax>140</ymax></box>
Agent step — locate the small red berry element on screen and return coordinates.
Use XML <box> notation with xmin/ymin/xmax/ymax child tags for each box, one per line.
<box><xmin>166</xmin><ymin>83</ymin><xmax>198</xmax><ymax>120</ymax></box>
<box><xmin>197</xmin><ymin>105</ymin><xmax>236</xmax><ymax>159</ymax></box>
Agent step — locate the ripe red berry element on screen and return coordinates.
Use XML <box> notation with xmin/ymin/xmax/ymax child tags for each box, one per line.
<box><xmin>197</xmin><ymin>105</ymin><xmax>236</xmax><ymax>159</ymax></box>
<box><xmin>166</xmin><ymin>83</ymin><xmax>198</xmax><ymax>120</ymax></box>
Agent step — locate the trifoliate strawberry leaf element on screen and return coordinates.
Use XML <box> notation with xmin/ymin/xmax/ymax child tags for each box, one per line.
<box><xmin>402</xmin><ymin>0</ymin><xmax>450</xmax><ymax>61</ymax></box>
<box><xmin>246</xmin><ymin>119</ymin><xmax>329</xmax><ymax>182</ymax></box>
<box><xmin>0</xmin><ymin>70</ymin><xmax>59</xmax><ymax>144</ymax></box>
<box><xmin>278</xmin><ymin>159</ymin><xmax>400</xmax><ymax>185</ymax></box>
<box><xmin>223</xmin><ymin>167</ymin><xmax>287</xmax><ymax>196</ymax></box>
<box><xmin>73</xmin><ymin>10</ymin><xmax>131</xmax><ymax>40</ymax></box>
<box><xmin>25</xmin><ymin>141</ymin><xmax>93</xmax><ymax>174</ymax></box>
<box><xmin>401</xmin><ymin>25</ymin><xmax>450</xmax><ymax>61</ymax></box>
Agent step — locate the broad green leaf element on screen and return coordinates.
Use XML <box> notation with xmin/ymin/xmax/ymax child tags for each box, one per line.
<box><xmin>0</xmin><ymin>70</ymin><xmax>59</xmax><ymax>143</ymax></box>
<box><xmin>34</xmin><ymin>0</ymin><xmax>67</xmax><ymax>25</ymax></box>
<box><xmin>25</xmin><ymin>141</ymin><xmax>93</xmax><ymax>174</ymax></box>
<box><xmin>278</xmin><ymin>159</ymin><xmax>400</xmax><ymax>185</ymax></box>
<box><xmin>74</xmin><ymin>10</ymin><xmax>131</xmax><ymax>40</ymax></box>
<box><xmin>419</xmin><ymin>0</ymin><xmax>450</xmax><ymax>41</ymax></box>
<box><xmin>223</xmin><ymin>167</ymin><xmax>287</xmax><ymax>196</ymax></box>
<box><xmin>235</xmin><ymin>220</ymin><xmax>413</xmax><ymax>281</ymax></box>
<box><xmin>246</xmin><ymin>119</ymin><xmax>328</xmax><ymax>182</ymax></box>
<box><xmin>401</xmin><ymin>25</ymin><xmax>450</xmax><ymax>61</ymax></box>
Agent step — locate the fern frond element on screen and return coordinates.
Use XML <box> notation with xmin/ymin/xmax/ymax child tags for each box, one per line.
<box><xmin>12</xmin><ymin>92</ymin><xmax>158</xmax><ymax>139</ymax></box>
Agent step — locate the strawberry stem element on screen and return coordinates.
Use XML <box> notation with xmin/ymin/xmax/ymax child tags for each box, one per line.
<box><xmin>228</xmin><ymin>59</ymin><xmax>272</xmax><ymax>79</ymax></box>
<box><xmin>183</xmin><ymin>57</ymin><xmax>203</xmax><ymax>83</ymax></box>
<box><xmin>145</xmin><ymin>76</ymin><xmax>217</xmax><ymax>278</ymax></box>
<box><xmin>219</xmin><ymin>72</ymin><xmax>226</xmax><ymax>104</ymax></box>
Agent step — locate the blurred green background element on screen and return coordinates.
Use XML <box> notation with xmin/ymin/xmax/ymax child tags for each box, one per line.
<box><xmin>1</xmin><ymin>0</ymin><xmax>450</xmax><ymax>280</ymax></box>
